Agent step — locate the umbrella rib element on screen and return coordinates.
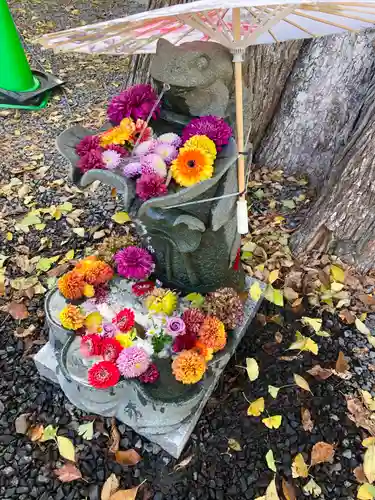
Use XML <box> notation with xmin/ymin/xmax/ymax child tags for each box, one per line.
<box><xmin>197</xmin><ymin>10</ymin><xmax>233</xmax><ymax>44</ymax></box>
<box><xmin>294</xmin><ymin>9</ymin><xmax>358</xmax><ymax>31</ymax></box>
<box><xmin>245</xmin><ymin>7</ymin><xmax>279</xmax><ymax>43</ymax></box>
<box><xmin>315</xmin><ymin>8</ymin><xmax>375</xmax><ymax>24</ymax></box>
<box><xmin>179</xmin><ymin>13</ymin><xmax>231</xmax><ymax>47</ymax></box>
<box><xmin>260</xmin><ymin>6</ymin><xmax>316</xmax><ymax>36</ymax></box>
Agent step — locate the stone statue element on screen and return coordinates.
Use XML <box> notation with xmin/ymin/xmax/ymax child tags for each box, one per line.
<box><xmin>57</xmin><ymin>39</ymin><xmax>249</xmax><ymax>293</ymax></box>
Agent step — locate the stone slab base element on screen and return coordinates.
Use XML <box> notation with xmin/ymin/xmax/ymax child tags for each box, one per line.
<box><xmin>34</xmin><ymin>278</ymin><xmax>263</xmax><ymax>458</ymax></box>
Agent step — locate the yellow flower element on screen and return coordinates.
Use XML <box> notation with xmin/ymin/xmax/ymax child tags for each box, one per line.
<box><xmin>59</xmin><ymin>305</ymin><xmax>85</xmax><ymax>331</ymax></box>
<box><xmin>171</xmin><ymin>147</ymin><xmax>214</xmax><ymax>187</ymax></box>
<box><xmin>83</xmin><ymin>283</ymin><xmax>95</xmax><ymax>298</ymax></box>
<box><xmin>115</xmin><ymin>333</ymin><xmax>134</xmax><ymax>348</ymax></box>
<box><xmin>145</xmin><ymin>289</ymin><xmax>178</xmax><ymax>315</ymax></box>
<box><xmin>99</xmin><ymin>123</ymin><xmax>134</xmax><ymax>147</ymax></box>
<box><xmin>84</xmin><ymin>312</ymin><xmax>103</xmax><ymax>334</ymax></box>
<box><xmin>119</xmin><ymin>117</ymin><xmax>136</xmax><ymax>137</ymax></box>
<box><xmin>183</xmin><ymin>135</ymin><xmax>217</xmax><ymax>160</ymax></box>
<box><xmin>172</xmin><ymin>350</ymin><xmax>207</xmax><ymax>384</ymax></box>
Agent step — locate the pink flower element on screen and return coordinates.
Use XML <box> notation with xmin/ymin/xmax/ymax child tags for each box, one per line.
<box><xmin>157</xmin><ymin>133</ymin><xmax>182</xmax><ymax>149</ymax></box>
<box><xmin>133</xmin><ymin>139</ymin><xmax>157</xmax><ymax>157</ymax></box>
<box><xmin>104</xmin><ymin>144</ymin><xmax>129</xmax><ymax>157</ymax></box>
<box><xmin>141</xmin><ymin>154</ymin><xmax>167</xmax><ymax>178</ymax></box>
<box><xmin>123</xmin><ymin>161</ymin><xmax>142</xmax><ymax>178</ymax></box>
<box><xmin>116</xmin><ymin>346</ymin><xmax>151</xmax><ymax>378</ymax></box>
<box><xmin>154</xmin><ymin>143</ymin><xmax>178</xmax><ymax>165</ymax></box>
<box><xmin>76</xmin><ymin>135</ymin><xmax>101</xmax><ymax>157</ymax></box>
<box><xmin>77</xmin><ymin>148</ymin><xmax>105</xmax><ymax>173</ymax></box>
<box><xmin>114</xmin><ymin>246</ymin><xmax>154</xmax><ymax>280</ymax></box>
<box><xmin>102</xmin><ymin>150</ymin><xmax>122</xmax><ymax>170</ymax></box>
<box><xmin>166</xmin><ymin>317</ymin><xmax>186</xmax><ymax>337</ymax></box>
<box><xmin>182</xmin><ymin>116</ymin><xmax>232</xmax><ymax>152</ymax></box>
<box><xmin>136</xmin><ymin>173</ymin><xmax>168</xmax><ymax>201</ymax></box>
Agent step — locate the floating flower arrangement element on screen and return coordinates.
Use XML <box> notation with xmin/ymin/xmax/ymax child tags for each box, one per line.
<box><xmin>57</xmin><ymin>240</ymin><xmax>244</xmax><ymax>390</ymax></box>
<box><xmin>75</xmin><ymin>83</ymin><xmax>233</xmax><ymax>201</ymax></box>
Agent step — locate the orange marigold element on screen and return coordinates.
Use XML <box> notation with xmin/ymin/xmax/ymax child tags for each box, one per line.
<box><xmin>59</xmin><ymin>304</ymin><xmax>85</xmax><ymax>330</ymax></box>
<box><xmin>172</xmin><ymin>350</ymin><xmax>206</xmax><ymax>384</ymax></box>
<box><xmin>75</xmin><ymin>257</ymin><xmax>113</xmax><ymax>286</ymax></box>
<box><xmin>198</xmin><ymin>316</ymin><xmax>227</xmax><ymax>353</ymax></box>
<box><xmin>194</xmin><ymin>340</ymin><xmax>214</xmax><ymax>361</ymax></box>
<box><xmin>58</xmin><ymin>270</ymin><xmax>85</xmax><ymax>300</ymax></box>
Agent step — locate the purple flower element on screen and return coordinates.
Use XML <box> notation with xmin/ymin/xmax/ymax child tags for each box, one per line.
<box><xmin>154</xmin><ymin>143</ymin><xmax>178</xmax><ymax>165</ymax></box>
<box><xmin>76</xmin><ymin>135</ymin><xmax>100</xmax><ymax>157</ymax></box>
<box><xmin>141</xmin><ymin>154</ymin><xmax>167</xmax><ymax>178</ymax></box>
<box><xmin>157</xmin><ymin>133</ymin><xmax>182</xmax><ymax>149</ymax></box>
<box><xmin>101</xmin><ymin>322</ymin><xmax>116</xmax><ymax>338</ymax></box>
<box><xmin>123</xmin><ymin>161</ymin><xmax>142</xmax><ymax>178</ymax></box>
<box><xmin>102</xmin><ymin>150</ymin><xmax>122</xmax><ymax>170</ymax></box>
<box><xmin>107</xmin><ymin>84</ymin><xmax>160</xmax><ymax>125</ymax></box>
<box><xmin>136</xmin><ymin>173</ymin><xmax>168</xmax><ymax>201</ymax></box>
<box><xmin>116</xmin><ymin>346</ymin><xmax>151</xmax><ymax>378</ymax></box>
<box><xmin>166</xmin><ymin>317</ymin><xmax>186</xmax><ymax>337</ymax></box>
<box><xmin>114</xmin><ymin>246</ymin><xmax>154</xmax><ymax>280</ymax></box>
<box><xmin>133</xmin><ymin>139</ymin><xmax>157</xmax><ymax>157</ymax></box>
<box><xmin>182</xmin><ymin>116</ymin><xmax>232</xmax><ymax>152</ymax></box>
<box><xmin>77</xmin><ymin>148</ymin><xmax>105</xmax><ymax>173</ymax></box>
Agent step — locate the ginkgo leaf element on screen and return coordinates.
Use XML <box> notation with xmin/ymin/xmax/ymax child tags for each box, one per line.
<box><xmin>246</xmin><ymin>358</ymin><xmax>259</xmax><ymax>381</ymax></box>
<box><xmin>40</xmin><ymin>424</ymin><xmax>57</xmax><ymax>442</ymax></box>
<box><xmin>262</xmin><ymin>415</ymin><xmax>282</xmax><ymax>429</ymax></box>
<box><xmin>185</xmin><ymin>292</ymin><xmax>205</xmax><ymax>308</ymax></box>
<box><xmin>303</xmin><ymin>478</ymin><xmax>322</xmax><ymax>497</ymax></box>
<box><xmin>310</xmin><ymin>442</ymin><xmax>335</xmax><ymax>465</ymax></box>
<box><xmin>358</xmin><ymin>484</ymin><xmax>375</xmax><ymax>500</ymax></box>
<box><xmin>57</xmin><ymin>436</ymin><xmax>75</xmax><ymax>462</ymax></box>
<box><xmin>265</xmin><ymin>449</ymin><xmax>277</xmax><ymax>472</ymax></box>
<box><xmin>356</xmin><ymin>318</ymin><xmax>371</xmax><ymax>336</ymax></box>
<box><xmin>268</xmin><ymin>386</ymin><xmax>280</xmax><ymax>399</ymax></box>
<box><xmin>265</xmin><ymin>478</ymin><xmax>279</xmax><ymax>499</ymax></box>
<box><xmin>268</xmin><ymin>269</ymin><xmax>279</xmax><ymax>284</ymax></box>
<box><xmin>364</xmin><ymin>445</ymin><xmax>375</xmax><ymax>484</ymax></box>
<box><xmin>292</xmin><ymin>453</ymin><xmax>309</xmax><ymax>478</ymax></box>
<box><xmin>54</xmin><ymin>463</ymin><xmax>82</xmax><ymax>482</ymax></box>
<box><xmin>301</xmin><ymin>317</ymin><xmax>322</xmax><ymax>333</ymax></box>
<box><xmin>294</xmin><ymin>374</ymin><xmax>312</xmax><ymax>393</ymax></box>
<box><xmin>250</xmin><ymin>282</ymin><xmax>263</xmax><ymax>301</ymax></box>
<box><xmin>315</xmin><ymin>330</ymin><xmax>331</xmax><ymax>337</ymax></box>
<box><xmin>247</xmin><ymin>397</ymin><xmax>265</xmax><ymax>417</ymax></box>
<box><xmin>111</xmin><ymin>212</ymin><xmax>131</xmax><ymax>224</ymax></box>
<box><xmin>331</xmin><ymin>264</ymin><xmax>345</xmax><ymax>283</ymax></box>
<box><xmin>228</xmin><ymin>438</ymin><xmax>242</xmax><ymax>451</ymax></box>
<box><xmin>362</xmin><ymin>391</ymin><xmax>375</xmax><ymax>412</ymax></box>
<box><xmin>282</xmin><ymin>479</ymin><xmax>296</xmax><ymax>500</ymax></box>
<box><xmin>264</xmin><ymin>285</ymin><xmax>284</xmax><ymax>306</ymax></box>
<box><xmin>363</xmin><ymin>438</ymin><xmax>375</xmax><ymax>448</ymax></box>
<box><xmin>101</xmin><ymin>473</ymin><xmax>120</xmax><ymax>500</ymax></box>
<box><xmin>78</xmin><ymin>421</ymin><xmax>94</xmax><ymax>440</ymax></box>
<box><xmin>288</xmin><ymin>333</ymin><xmax>318</xmax><ymax>355</ymax></box>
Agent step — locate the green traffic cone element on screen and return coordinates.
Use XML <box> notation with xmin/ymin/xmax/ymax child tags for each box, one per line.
<box><xmin>0</xmin><ymin>0</ymin><xmax>62</xmax><ymax>109</ymax></box>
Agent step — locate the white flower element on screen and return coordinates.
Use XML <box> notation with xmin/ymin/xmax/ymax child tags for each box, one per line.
<box><xmin>133</xmin><ymin>337</ymin><xmax>154</xmax><ymax>356</ymax></box>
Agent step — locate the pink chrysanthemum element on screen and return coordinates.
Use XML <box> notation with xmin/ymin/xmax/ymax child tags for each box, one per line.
<box><xmin>101</xmin><ymin>337</ymin><xmax>123</xmax><ymax>363</ymax></box>
<box><xmin>157</xmin><ymin>133</ymin><xmax>182</xmax><ymax>149</ymax></box>
<box><xmin>123</xmin><ymin>161</ymin><xmax>142</xmax><ymax>178</ymax></box>
<box><xmin>154</xmin><ymin>143</ymin><xmax>178</xmax><ymax>165</ymax></box>
<box><xmin>80</xmin><ymin>334</ymin><xmax>102</xmax><ymax>357</ymax></box>
<box><xmin>141</xmin><ymin>154</ymin><xmax>167</xmax><ymax>178</ymax></box>
<box><xmin>104</xmin><ymin>144</ymin><xmax>129</xmax><ymax>157</ymax></box>
<box><xmin>116</xmin><ymin>346</ymin><xmax>151</xmax><ymax>378</ymax></box>
<box><xmin>182</xmin><ymin>116</ymin><xmax>232</xmax><ymax>152</ymax></box>
<box><xmin>114</xmin><ymin>246</ymin><xmax>154</xmax><ymax>280</ymax></box>
<box><xmin>102</xmin><ymin>150</ymin><xmax>122</xmax><ymax>170</ymax></box>
<box><xmin>112</xmin><ymin>308</ymin><xmax>135</xmax><ymax>333</ymax></box>
<box><xmin>77</xmin><ymin>148</ymin><xmax>105</xmax><ymax>173</ymax></box>
<box><xmin>133</xmin><ymin>139</ymin><xmax>157</xmax><ymax>157</ymax></box>
<box><xmin>107</xmin><ymin>84</ymin><xmax>160</xmax><ymax>124</ymax></box>
<box><xmin>88</xmin><ymin>361</ymin><xmax>120</xmax><ymax>389</ymax></box>
<box><xmin>182</xmin><ymin>308</ymin><xmax>206</xmax><ymax>336</ymax></box>
<box><xmin>76</xmin><ymin>135</ymin><xmax>101</xmax><ymax>157</ymax></box>
<box><xmin>136</xmin><ymin>173</ymin><xmax>168</xmax><ymax>201</ymax></box>
<box><xmin>139</xmin><ymin>363</ymin><xmax>159</xmax><ymax>383</ymax></box>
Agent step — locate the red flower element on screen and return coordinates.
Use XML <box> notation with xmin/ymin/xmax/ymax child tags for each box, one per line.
<box><xmin>88</xmin><ymin>361</ymin><xmax>120</xmax><ymax>389</ymax></box>
<box><xmin>112</xmin><ymin>308</ymin><xmax>135</xmax><ymax>333</ymax></box>
<box><xmin>139</xmin><ymin>363</ymin><xmax>159</xmax><ymax>383</ymax></box>
<box><xmin>80</xmin><ymin>334</ymin><xmax>102</xmax><ymax>357</ymax></box>
<box><xmin>101</xmin><ymin>338</ymin><xmax>123</xmax><ymax>363</ymax></box>
<box><xmin>172</xmin><ymin>332</ymin><xmax>197</xmax><ymax>353</ymax></box>
<box><xmin>233</xmin><ymin>247</ymin><xmax>241</xmax><ymax>271</ymax></box>
<box><xmin>132</xmin><ymin>281</ymin><xmax>155</xmax><ymax>297</ymax></box>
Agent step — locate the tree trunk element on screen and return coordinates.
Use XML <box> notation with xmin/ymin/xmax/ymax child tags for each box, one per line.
<box><xmin>291</xmin><ymin>78</ymin><xmax>375</xmax><ymax>272</ymax></box>
<box><xmin>255</xmin><ymin>32</ymin><xmax>375</xmax><ymax>185</ymax></box>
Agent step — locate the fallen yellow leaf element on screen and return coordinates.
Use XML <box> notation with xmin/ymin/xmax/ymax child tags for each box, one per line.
<box><xmin>291</xmin><ymin>453</ymin><xmax>309</xmax><ymax>478</ymax></box>
<box><xmin>294</xmin><ymin>374</ymin><xmax>312</xmax><ymax>393</ymax></box>
<box><xmin>364</xmin><ymin>445</ymin><xmax>375</xmax><ymax>484</ymax></box>
<box><xmin>246</xmin><ymin>358</ymin><xmax>259</xmax><ymax>381</ymax></box>
<box><xmin>262</xmin><ymin>415</ymin><xmax>282</xmax><ymax>429</ymax></box>
<box><xmin>247</xmin><ymin>397</ymin><xmax>265</xmax><ymax>417</ymax></box>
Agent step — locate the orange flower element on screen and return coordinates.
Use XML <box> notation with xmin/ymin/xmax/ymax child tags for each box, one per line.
<box><xmin>171</xmin><ymin>147</ymin><xmax>214</xmax><ymax>187</ymax></box>
<box><xmin>194</xmin><ymin>341</ymin><xmax>214</xmax><ymax>361</ymax></box>
<box><xmin>59</xmin><ymin>305</ymin><xmax>85</xmax><ymax>330</ymax></box>
<box><xmin>198</xmin><ymin>316</ymin><xmax>226</xmax><ymax>353</ymax></box>
<box><xmin>75</xmin><ymin>257</ymin><xmax>113</xmax><ymax>286</ymax></box>
<box><xmin>172</xmin><ymin>350</ymin><xmax>206</xmax><ymax>384</ymax></box>
<box><xmin>58</xmin><ymin>271</ymin><xmax>85</xmax><ymax>300</ymax></box>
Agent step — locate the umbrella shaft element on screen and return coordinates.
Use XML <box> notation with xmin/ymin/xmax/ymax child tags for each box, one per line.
<box><xmin>234</xmin><ymin>60</ymin><xmax>245</xmax><ymax>198</ymax></box>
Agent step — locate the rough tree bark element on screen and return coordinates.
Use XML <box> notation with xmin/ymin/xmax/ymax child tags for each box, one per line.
<box><xmin>255</xmin><ymin>31</ymin><xmax>375</xmax><ymax>185</ymax></box>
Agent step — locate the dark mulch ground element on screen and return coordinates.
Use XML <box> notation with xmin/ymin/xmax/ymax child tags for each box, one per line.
<box><xmin>0</xmin><ymin>1</ymin><xmax>374</xmax><ymax>499</ymax></box>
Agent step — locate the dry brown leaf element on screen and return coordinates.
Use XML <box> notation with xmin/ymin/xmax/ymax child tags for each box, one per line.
<box><xmin>47</xmin><ymin>262</ymin><xmax>71</xmax><ymax>278</ymax></box>
<box><xmin>301</xmin><ymin>408</ymin><xmax>314</xmax><ymax>432</ymax></box>
<box><xmin>115</xmin><ymin>449</ymin><xmax>142</xmax><ymax>466</ymax></box>
<box><xmin>284</xmin><ymin>286</ymin><xmax>299</xmax><ymax>302</ymax></box>
<box><xmin>306</xmin><ymin>364</ymin><xmax>333</xmax><ymax>381</ymax></box>
<box><xmin>109</xmin><ymin>417</ymin><xmax>120</xmax><ymax>454</ymax></box>
<box><xmin>109</xmin><ymin>483</ymin><xmax>143</xmax><ymax>500</ymax></box>
<box><xmin>54</xmin><ymin>463</ymin><xmax>82</xmax><ymax>482</ymax></box>
<box><xmin>274</xmin><ymin>332</ymin><xmax>283</xmax><ymax>344</ymax></box>
<box><xmin>354</xmin><ymin>465</ymin><xmax>368</xmax><ymax>484</ymax></box>
<box><xmin>358</xmin><ymin>294</ymin><xmax>375</xmax><ymax>306</ymax></box>
<box><xmin>14</xmin><ymin>325</ymin><xmax>36</xmax><ymax>338</ymax></box>
<box><xmin>347</xmin><ymin>396</ymin><xmax>375</xmax><ymax>436</ymax></box>
<box><xmin>173</xmin><ymin>454</ymin><xmax>194</xmax><ymax>472</ymax></box>
<box><xmin>336</xmin><ymin>351</ymin><xmax>350</xmax><ymax>374</ymax></box>
<box><xmin>28</xmin><ymin>424</ymin><xmax>44</xmax><ymax>442</ymax></box>
<box><xmin>310</xmin><ymin>442</ymin><xmax>335</xmax><ymax>465</ymax></box>
<box><xmin>339</xmin><ymin>308</ymin><xmax>355</xmax><ymax>324</ymax></box>
<box><xmin>101</xmin><ymin>473</ymin><xmax>120</xmax><ymax>500</ymax></box>
<box><xmin>278</xmin><ymin>355</ymin><xmax>303</xmax><ymax>362</ymax></box>
<box><xmin>282</xmin><ymin>478</ymin><xmax>297</xmax><ymax>500</ymax></box>
<box><xmin>256</xmin><ymin>313</ymin><xmax>267</xmax><ymax>326</ymax></box>
<box><xmin>1</xmin><ymin>301</ymin><xmax>29</xmax><ymax>320</ymax></box>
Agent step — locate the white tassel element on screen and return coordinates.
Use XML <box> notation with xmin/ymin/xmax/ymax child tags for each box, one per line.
<box><xmin>237</xmin><ymin>199</ymin><xmax>249</xmax><ymax>235</ymax></box>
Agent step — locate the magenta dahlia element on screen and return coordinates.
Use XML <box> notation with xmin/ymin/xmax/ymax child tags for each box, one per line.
<box><xmin>107</xmin><ymin>84</ymin><xmax>160</xmax><ymax>125</ymax></box>
<box><xmin>136</xmin><ymin>173</ymin><xmax>168</xmax><ymax>201</ymax></box>
<box><xmin>182</xmin><ymin>116</ymin><xmax>233</xmax><ymax>152</ymax></box>
<box><xmin>114</xmin><ymin>246</ymin><xmax>154</xmax><ymax>280</ymax></box>
<box><xmin>76</xmin><ymin>135</ymin><xmax>101</xmax><ymax>157</ymax></box>
<box><xmin>77</xmin><ymin>148</ymin><xmax>105</xmax><ymax>173</ymax></box>
<box><xmin>116</xmin><ymin>346</ymin><xmax>151</xmax><ymax>378</ymax></box>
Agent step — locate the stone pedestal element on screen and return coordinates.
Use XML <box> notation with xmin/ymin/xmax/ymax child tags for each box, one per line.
<box><xmin>34</xmin><ymin>277</ymin><xmax>263</xmax><ymax>458</ymax></box>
